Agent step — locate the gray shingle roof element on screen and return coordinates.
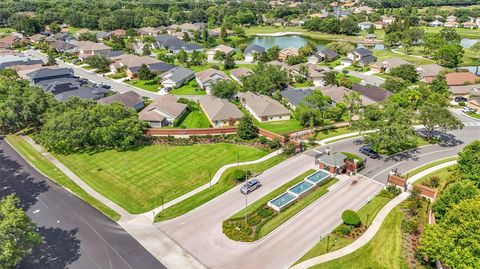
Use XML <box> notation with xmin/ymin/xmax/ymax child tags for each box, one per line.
<box><xmin>317</xmin><ymin>152</ymin><xmax>347</xmax><ymax>167</ymax></box>
<box><xmin>354</xmin><ymin>48</ymin><xmax>373</xmax><ymax>57</ymax></box>
<box><xmin>280</xmin><ymin>88</ymin><xmax>314</xmax><ymax>107</ymax></box>
<box><xmin>26</xmin><ymin>67</ymin><xmax>73</xmax><ymax>80</ymax></box>
<box><xmin>199</xmin><ymin>96</ymin><xmax>243</xmax><ymax>121</ymax></box>
<box><xmin>351</xmin><ymin>83</ymin><xmax>392</xmax><ymax>103</ymax></box>
<box><xmin>245</xmin><ymin>44</ymin><xmax>266</xmax><ymax>55</ymax></box>
<box><xmin>98</xmin><ymin>91</ymin><xmax>144</xmax><ymax>109</ymax></box>
<box><xmin>161</xmin><ymin>66</ymin><xmax>195</xmax><ymax>84</ymax></box>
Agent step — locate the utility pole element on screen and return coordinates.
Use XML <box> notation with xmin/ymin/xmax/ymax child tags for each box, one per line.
<box><xmin>366</xmin><ymin>214</ymin><xmax>370</xmax><ymax>228</ymax></box>
<box><xmin>326</xmin><ymin>235</ymin><xmax>330</xmax><ymax>252</ymax></box>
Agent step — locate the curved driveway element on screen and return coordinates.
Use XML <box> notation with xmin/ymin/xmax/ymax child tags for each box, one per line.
<box><xmin>157</xmin><ymin>110</ymin><xmax>480</xmax><ymax>269</ymax></box>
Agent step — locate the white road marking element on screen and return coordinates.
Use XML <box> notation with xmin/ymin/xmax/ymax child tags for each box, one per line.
<box><xmin>33</xmin><ymin>209</ymin><xmax>40</xmax><ymax>214</ymax></box>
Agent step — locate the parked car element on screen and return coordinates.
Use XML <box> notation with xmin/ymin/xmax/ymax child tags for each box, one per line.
<box><xmin>359</xmin><ymin>146</ymin><xmax>380</xmax><ymax>159</ymax></box>
<box><xmin>164</xmin><ymin>87</ymin><xmax>172</xmax><ymax>92</ymax></box>
<box><xmin>240</xmin><ymin>179</ymin><xmax>262</xmax><ymax>194</ymax></box>
<box><xmin>454</xmin><ymin>96</ymin><xmax>468</xmax><ymax>103</ymax></box>
<box><xmin>462</xmin><ymin>106</ymin><xmax>477</xmax><ymax>113</ymax></box>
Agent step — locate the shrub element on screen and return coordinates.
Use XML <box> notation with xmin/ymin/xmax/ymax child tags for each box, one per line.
<box><xmin>232</xmin><ymin>169</ymin><xmax>246</xmax><ymax>182</ymax></box>
<box><xmin>427</xmin><ymin>176</ymin><xmax>440</xmax><ymax>188</ymax></box>
<box><xmin>333</xmin><ymin>224</ymin><xmax>353</xmax><ymax>236</ymax></box>
<box><xmin>259</xmin><ymin>136</ymin><xmax>268</xmax><ymax>144</ymax></box>
<box><xmin>267</xmin><ymin>138</ymin><xmax>281</xmax><ymax>149</ymax></box>
<box><xmin>386</xmin><ymin>184</ymin><xmax>401</xmax><ymax>196</ymax></box>
<box><xmin>341</xmin><ymin>210</ymin><xmax>361</xmax><ymax>227</ymax></box>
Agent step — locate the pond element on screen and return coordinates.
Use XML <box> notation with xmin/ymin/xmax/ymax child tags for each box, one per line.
<box><xmin>460</xmin><ymin>38</ymin><xmax>479</xmax><ymax>48</ymax></box>
<box><xmin>243</xmin><ymin>35</ymin><xmax>384</xmax><ymax>51</ymax></box>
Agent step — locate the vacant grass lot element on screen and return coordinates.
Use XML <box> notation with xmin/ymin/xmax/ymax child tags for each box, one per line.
<box><xmin>372</xmin><ymin>49</ymin><xmax>435</xmax><ymax>65</ymax></box>
<box><xmin>170</xmin><ymin>80</ymin><xmax>207</xmax><ymax>95</ymax></box>
<box><xmin>54</xmin><ymin>143</ymin><xmax>269</xmax><ymax>213</ymax></box>
<box><xmin>295</xmin><ymin>190</ymin><xmax>393</xmax><ymax>264</ymax></box>
<box><xmin>155</xmin><ymin>154</ymin><xmax>286</xmax><ymax>222</ymax></box>
<box><xmin>5</xmin><ymin>135</ymin><xmax>120</xmax><ymax>220</ymax></box>
<box><xmin>177</xmin><ymin>102</ymin><xmax>211</xmax><ymax>128</ymax></box>
<box><xmin>311</xmin><ymin>206</ymin><xmax>403</xmax><ymax>269</ymax></box>
<box><xmin>125</xmin><ymin>79</ymin><xmax>161</xmax><ymax>92</ymax></box>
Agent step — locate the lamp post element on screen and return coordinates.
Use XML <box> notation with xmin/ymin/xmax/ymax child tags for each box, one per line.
<box><xmin>326</xmin><ymin>235</ymin><xmax>330</xmax><ymax>252</ymax></box>
<box><xmin>244</xmin><ymin>175</ymin><xmax>248</xmax><ymax>224</ymax></box>
<box><xmin>366</xmin><ymin>213</ymin><xmax>370</xmax><ymax>228</ymax></box>
<box><xmin>161</xmin><ymin>196</ymin><xmax>164</xmax><ymax>211</ymax></box>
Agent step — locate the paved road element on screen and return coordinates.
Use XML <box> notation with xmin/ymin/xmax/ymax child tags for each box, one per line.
<box><xmin>0</xmin><ymin>137</ymin><xmax>165</xmax><ymax>269</ymax></box>
<box><xmin>25</xmin><ymin>50</ymin><xmax>160</xmax><ymax>99</ymax></box>
<box><xmin>157</xmin><ymin>110</ymin><xmax>480</xmax><ymax>269</ymax></box>
<box><xmin>348</xmin><ymin>70</ymin><xmax>385</xmax><ymax>86</ymax></box>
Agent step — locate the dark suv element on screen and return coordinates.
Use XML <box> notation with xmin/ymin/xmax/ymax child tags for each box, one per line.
<box><xmin>359</xmin><ymin>146</ymin><xmax>380</xmax><ymax>159</ymax></box>
<box><xmin>240</xmin><ymin>179</ymin><xmax>262</xmax><ymax>194</ymax></box>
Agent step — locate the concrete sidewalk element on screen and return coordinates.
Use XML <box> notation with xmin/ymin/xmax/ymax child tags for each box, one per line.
<box><xmin>290</xmin><ymin>161</ymin><xmax>457</xmax><ymax>269</ymax></box>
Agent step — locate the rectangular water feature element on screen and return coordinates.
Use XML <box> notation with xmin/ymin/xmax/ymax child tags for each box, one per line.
<box><xmin>268</xmin><ymin>192</ymin><xmax>297</xmax><ymax>212</ymax></box>
<box><xmin>305</xmin><ymin>170</ymin><xmax>331</xmax><ymax>185</ymax></box>
<box><xmin>288</xmin><ymin>181</ymin><xmax>314</xmax><ymax>196</ymax></box>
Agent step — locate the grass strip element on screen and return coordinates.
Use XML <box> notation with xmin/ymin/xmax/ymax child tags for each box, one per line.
<box><xmin>154</xmin><ymin>154</ymin><xmax>286</xmax><ymax>222</ymax></box>
<box><xmin>5</xmin><ymin>135</ymin><xmax>121</xmax><ymax>221</ymax></box>
<box><xmin>402</xmin><ymin>156</ymin><xmax>457</xmax><ymax>178</ymax></box>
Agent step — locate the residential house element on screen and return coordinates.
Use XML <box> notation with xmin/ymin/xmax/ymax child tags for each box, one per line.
<box><xmin>351</xmin><ymin>83</ymin><xmax>392</xmax><ymax>103</ymax></box>
<box><xmin>110</xmin><ymin>29</ymin><xmax>127</xmax><ymax>38</ymax></box>
<box><xmin>278</xmin><ymin>47</ymin><xmax>299</xmax><ymax>61</ymax></box>
<box><xmin>449</xmin><ymin>84</ymin><xmax>480</xmax><ymax>96</ymax></box>
<box><xmin>332</xmin><ymin>8</ymin><xmax>352</xmax><ymax>19</ymax></box>
<box><xmin>238</xmin><ymin>92</ymin><xmax>291</xmax><ymax>122</ymax></box>
<box><xmin>373</xmin><ymin>21</ymin><xmax>385</xmax><ymax>29</ymax></box>
<box><xmin>0</xmin><ymin>35</ymin><xmax>20</xmax><ymax>49</ymax></box>
<box><xmin>428</xmin><ymin>20</ymin><xmax>444</xmax><ymax>27</ymax></box>
<box><xmin>444</xmin><ymin>72</ymin><xmax>479</xmax><ymax>87</ymax></box>
<box><xmin>317</xmin><ymin>48</ymin><xmax>339</xmax><ymax>62</ymax></box>
<box><xmin>444</xmin><ymin>21</ymin><xmax>459</xmax><ymax>28</ymax></box>
<box><xmin>280</xmin><ymin>88</ymin><xmax>313</xmax><ymax>109</ymax></box>
<box><xmin>50</xmin><ymin>40</ymin><xmax>79</xmax><ymax>54</ymax></box>
<box><xmin>358</xmin><ymin>21</ymin><xmax>373</xmax><ymax>31</ymax></box>
<box><xmin>138</xmin><ymin>95</ymin><xmax>187</xmax><ymax>127</ymax></box>
<box><xmin>364</xmin><ymin>34</ymin><xmax>377</xmax><ymax>45</ymax></box>
<box><xmin>44</xmin><ymin>32</ymin><xmax>71</xmax><ymax>43</ymax></box>
<box><xmin>206</xmin><ymin>45</ymin><xmax>235</xmax><ymax>62</ymax></box>
<box><xmin>153</xmin><ymin>35</ymin><xmax>186</xmax><ymax>50</ymax></box>
<box><xmin>29</xmin><ymin>34</ymin><xmax>46</xmax><ymax>43</ymax></box>
<box><xmin>381</xmin><ymin>16</ymin><xmax>396</xmax><ymax>25</ymax></box>
<box><xmin>160</xmin><ymin>66</ymin><xmax>195</xmax><ymax>88</ymax></box>
<box><xmin>244</xmin><ymin>44</ymin><xmax>266</xmax><ymax>63</ymax></box>
<box><xmin>416</xmin><ymin>64</ymin><xmax>445</xmax><ymax>83</ymax></box>
<box><xmin>229</xmin><ymin>67</ymin><xmax>252</xmax><ymax>86</ymax></box>
<box><xmin>319</xmin><ymin>85</ymin><xmax>376</xmax><ymax>105</ymax></box>
<box><xmin>169</xmin><ymin>43</ymin><xmax>203</xmax><ymax>54</ymax></box>
<box><xmin>462</xmin><ymin>21</ymin><xmax>477</xmax><ymax>29</ymax></box>
<box><xmin>137</xmin><ymin>27</ymin><xmax>161</xmax><ymax>36</ymax></box>
<box><xmin>98</xmin><ymin>91</ymin><xmax>145</xmax><ymax>111</ymax></box>
<box><xmin>198</xmin><ymin>96</ymin><xmax>244</xmax><ymax>127</ymax></box>
<box><xmin>73</xmin><ymin>41</ymin><xmax>112</xmax><ymax>59</ymax></box>
<box><xmin>26</xmin><ymin>67</ymin><xmax>110</xmax><ymax>101</ymax></box>
<box><xmin>211</xmin><ymin>28</ymin><xmax>234</xmax><ymax>36</ymax></box>
<box><xmin>110</xmin><ymin>54</ymin><xmax>174</xmax><ymax>79</ymax></box>
<box><xmin>195</xmin><ymin>68</ymin><xmax>229</xmax><ymax>94</ymax></box>
<box><xmin>353</xmin><ymin>6</ymin><xmax>375</xmax><ymax>14</ymax></box>
<box><xmin>344</xmin><ymin>48</ymin><xmax>377</xmax><ymax>67</ymax></box>
<box><xmin>95</xmin><ymin>31</ymin><xmax>111</xmax><ymax>41</ymax></box>
<box><xmin>446</xmin><ymin>15</ymin><xmax>457</xmax><ymax>22</ymax></box>
<box><xmin>288</xmin><ymin>63</ymin><xmax>329</xmax><ymax>86</ymax></box>
<box><xmin>0</xmin><ymin>54</ymin><xmax>44</xmax><ymax>71</ymax></box>
<box><xmin>370</xmin><ymin>57</ymin><xmax>410</xmax><ymax>73</ymax></box>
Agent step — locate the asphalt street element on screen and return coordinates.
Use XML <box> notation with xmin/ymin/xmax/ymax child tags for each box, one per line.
<box><xmin>0</xmin><ymin>137</ymin><xmax>165</xmax><ymax>269</ymax></box>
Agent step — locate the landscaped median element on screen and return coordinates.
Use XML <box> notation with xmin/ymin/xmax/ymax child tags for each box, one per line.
<box><xmin>5</xmin><ymin>135</ymin><xmax>121</xmax><ymax>220</ymax></box>
<box><xmin>222</xmin><ymin>169</ymin><xmax>338</xmax><ymax>242</ymax></box>
<box><xmin>154</xmin><ymin>154</ymin><xmax>286</xmax><ymax>222</ymax></box>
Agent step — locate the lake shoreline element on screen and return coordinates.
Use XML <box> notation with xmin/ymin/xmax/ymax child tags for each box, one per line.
<box><xmin>256</xmin><ymin>32</ymin><xmax>304</xmax><ymax>37</ymax></box>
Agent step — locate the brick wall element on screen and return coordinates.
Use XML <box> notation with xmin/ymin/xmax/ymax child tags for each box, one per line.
<box><xmin>146</xmin><ymin>127</ymin><xmax>238</xmax><ymax>136</ymax></box>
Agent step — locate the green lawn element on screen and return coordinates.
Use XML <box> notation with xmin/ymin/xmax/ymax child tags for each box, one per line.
<box><xmin>421</xmin><ymin>26</ymin><xmax>480</xmax><ymax>39</ymax></box>
<box><xmin>372</xmin><ymin>49</ymin><xmax>435</xmax><ymax>65</ymax></box>
<box><xmin>415</xmin><ymin>165</ymin><xmax>456</xmax><ymax>190</ymax></box>
<box><xmin>336</xmin><ymin>72</ymin><xmax>362</xmax><ymax>84</ymax></box>
<box><xmin>315</xmin><ymin>126</ymin><xmax>356</xmax><ymax>141</ymax></box>
<box><xmin>295</xmin><ymin>190</ymin><xmax>394</xmax><ymax>264</ymax></box>
<box><xmin>170</xmin><ymin>80</ymin><xmax>206</xmax><ymax>95</ymax></box>
<box><xmin>125</xmin><ymin>79</ymin><xmax>161</xmax><ymax>92</ymax></box>
<box><xmin>292</xmin><ymin>81</ymin><xmax>313</xmax><ymax>88</ymax></box>
<box><xmin>177</xmin><ymin>104</ymin><xmax>211</xmax><ymax>128</ymax></box>
<box><xmin>54</xmin><ymin>143</ymin><xmax>269</xmax><ymax>213</ymax></box>
<box><xmin>310</xmin><ymin>206</ymin><xmax>403</xmax><ymax>269</ymax></box>
<box><xmin>155</xmin><ymin>154</ymin><xmax>286</xmax><ymax>222</ymax></box>
<box><xmin>244</xmin><ymin>26</ymin><xmax>363</xmax><ymax>42</ymax></box>
<box><xmin>5</xmin><ymin>135</ymin><xmax>120</xmax><ymax>220</ymax></box>
<box><xmin>467</xmin><ymin>112</ymin><xmax>480</xmax><ymax>119</ymax></box>
<box><xmin>256</xmin><ymin>119</ymin><xmax>304</xmax><ymax>135</ymax></box>
<box><xmin>0</xmin><ymin>27</ymin><xmax>14</xmax><ymax>33</ymax></box>
<box><xmin>402</xmin><ymin>156</ymin><xmax>457</xmax><ymax>179</ymax></box>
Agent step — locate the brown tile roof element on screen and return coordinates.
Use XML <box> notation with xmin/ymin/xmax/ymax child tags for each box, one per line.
<box><xmin>199</xmin><ymin>96</ymin><xmax>243</xmax><ymax>121</ymax></box>
<box><xmin>238</xmin><ymin>92</ymin><xmax>291</xmax><ymax>117</ymax></box>
<box><xmin>195</xmin><ymin>68</ymin><xmax>228</xmax><ymax>84</ymax></box>
<box><xmin>138</xmin><ymin>94</ymin><xmax>187</xmax><ymax>122</ymax></box>
<box><xmin>115</xmin><ymin>54</ymin><xmax>160</xmax><ymax>68</ymax></box>
<box><xmin>230</xmin><ymin>67</ymin><xmax>252</xmax><ymax>80</ymax></box>
<box><xmin>445</xmin><ymin>72</ymin><xmax>479</xmax><ymax>86</ymax></box>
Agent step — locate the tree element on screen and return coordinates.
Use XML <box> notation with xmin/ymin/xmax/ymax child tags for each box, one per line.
<box><xmin>471</xmin><ymin>42</ymin><xmax>480</xmax><ymax>75</ymax></box>
<box><xmin>418</xmin><ymin>103</ymin><xmax>463</xmax><ymax>140</ymax></box>
<box><xmin>433</xmin><ymin>180</ymin><xmax>479</xmax><ymax>219</ymax></box>
<box><xmin>193</xmin><ymin>30</ymin><xmax>201</xmax><ymax>43</ymax></box>
<box><xmin>439</xmin><ymin>28</ymin><xmax>461</xmax><ymax>44</ymax></box>
<box><xmin>381</xmin><ymin>77</ymin><xmax>408</xmax><ymax>93</ymax></box>
<box><xmin>458</xmin><ymin>141</ymin><xmax>480</xmax><ymax>184</ymax></box>
<box><xmin>285</xmin><ymin>55</ymin><xmax>307</xmax><ymax>66</ymax></box>
<box><xmin>323</xmin><ymin>71</ymin><xmax>338</xmax><ymax>86</ymax></box>
<box><xmin>367</xmin><ymin>25</ymin><xmax>375</xmax><ymax>34</ymax></box>
<box><xmin>78</xmin><ymin>32</ymin><xmax>97</xmax><ymax>42</ymax></box>
<box><xmin>419</xmin><ymin>197</ymin><xmax>480</xmax><ymax>268</ymax></box>
<box><xmin>299</xmin><ymin>42</ymin><xmax>317</xmax><ymax>57</ymax></box>
<box><xmin>237</xmin><ymin>115</ymin><xmax>258</xmax><ymax>140</ymax></box>
<box><xmin>177</xmin><ymin>49</ymin><xmax>188</xmax><ymax>64</ymax></box>
<box><xmin>142</xmin><ymin>44</ymin><xmax>151</xmax><ymax>56</ymax></box>
<box><xmin>241</xmin><ymin>63</ymin><xmax>289</xmax><ymax>95</ymax></box>
<box><xmin>0</xmin><ymin>195</ymin><xmax>42</xmax><ymax>268</ymax></box>
<box><xmin>430</xmin><ymin>74</ymin><xmax>449</xmax><ymax>96</ymax></box>
<box><xmin>183</xmin><ymin>32</ymin><xmax>191</xmax><ymax>42</ymax></box>
<box><xmin>202</xmin><ymin>28</ymin><xmax>209</xmax><ymax>42</ymax></box>
<box><xmin>220</xmin><ymin>26</ymin><xmax>227</xmax><ymax>39</ymax></box>
<box><xmin>137</xmin><ymin>64</ymin><xmax>156</xmax><ymax>80</ymax></box>
<box><xmin>45</xmin><ymin>53</ymin><xmax>56</xmax><ymax>66</ymax></box>
<box><xmin>344</xmin><ymin>91</ymin><xmax>362</xmax><ymax>125</ymax></box>
<box><xmin>325</xmin><ymin>41</ymin><xmax>355</xmax><ymax>55</ymax></box>
<box><xmin>434</xmin><ymin>44</ymin><xmax>464</xmax><ymax>68</ymax></box>
<box><xmin>85</xmin><ymin>55</ymin><xmax>111</xmax><ymax>72</ymax></box>
<box><xmin>266</xmin><ymin>46</ymin><xmax>280</xmax><ymax>61</ymax></box>
<box><xmin>223</xmin><ymin>53</ymin><xmax>235</xmax><ymax>70</ymax></box>
<box><xmin>389</xmin><ymin>64</ymin><xmax>419</xmax><ymax>83</ymax></box>
<box><xmin>211</xmin><ymin>80</ymin><xmax>238</xmax><ymax>99</ymax></box>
